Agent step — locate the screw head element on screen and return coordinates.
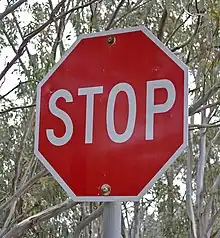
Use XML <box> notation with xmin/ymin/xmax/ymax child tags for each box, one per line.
<box><xmin>101</xmin><ymin>184</ymin><xmax>111</xmax><ymax>196</ymax></box>
<box><xmin>107</xmin><ymin>36</ymin><xmax>116</xmax><ymax>45</ymax></box>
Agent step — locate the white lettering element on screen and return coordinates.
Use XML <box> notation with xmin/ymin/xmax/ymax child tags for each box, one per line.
<box><xmin>146</xmin><ymin>79</ymin><xmax>176</xmax><ymax>140</ymax></box>
<box><xmin>78</xmin><ymin>86</ymin><xmax>103</xmax><ymax>144</ymax></box>
<box><xmin>46</xmin><ymin>89</ymin><xmax>73</xmax><ymax>146</ymax></box>
<box><xmin>106</xmin><ymin>83</ymin><xmax>136</xmax><ymax>143</ymax></box>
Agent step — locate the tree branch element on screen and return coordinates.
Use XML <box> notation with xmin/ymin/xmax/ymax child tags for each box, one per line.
<box><xmin>111</xmin><ymin>0</ymin><xmax>151</xmax><ymax>28</ymax></box>
<box><xmin>0</xmin><ymin>104</ymin><xmax>37</xmax><ymax>233</ymax></box>
<box><xmin>0</xmin><ymin>169</ymin><xmax>48</xmax><ymax>213</ymax></box>
<box><xmin>0</xmin><ymin>104</ymin><xmax>36</xmax><ymax>115</ymax></box>
<box><xmin>55</xmin><ymin>0</ymin><xmax>101</xmax><ymax>21</ymax></box>
<box><xmin>0</xmin><ymin>0</ymin><xmax>99</xmax><ymax>82</ymax></box>
<box><xmin>189</xmin><ymin>123</ymin><xmax>220</xmax><ymax>129</ymax></box>
<box><xmin>165</xmin><ymin>14</ymin><xmax>190</xmax><ymax>45</ymax></box>
<box><xmin>105</xmin><ymin>0</ymin><xmax>126</xmax><ymax>30</ymax></box>
<box><xmin>2</xmin><ymin>199</ymin><xmax>79</xmax><ymax>238</ymax></box>
<box><xmin>210</xmin><ymin>174</ymin><xmax>220</xmax><ymax>194</ymax></box>
<box><xmin>180</xmin><ymin>0</ymin><xmax>205</xmax><ymax>17</ymax></box>
<box><xmin>186</xmin><ymin>143</ymin><xmax>197</xmax><ymax>238</ymax></box>
<box><xmin>204</xmin><ymin>173</ymin><xmax>220</xmax><ymax>227</ymax></box>
<box><xmin>171</xmin><ymin>15</ymin><xmax>201</xmax><ymax>52</ymax></box>
<box><xmin>50</xmin><ymin>0</ymin><xmax>66</xmax><ymax>60</ymax></box>
<box><xmin>206</xmin><ymin>129</ymin><xmax>220</xmax><ymax>161</ymax></box>
<box><xmin>0</xmin><ymin>80</ymin><xmax>34</xmax><ymax>101</ymax></box>
<box><xmin>0</xmin><ymin>0</ymin><xmax>64</xmax><ymax>82</ymax></box>
<box><xmin>1</xmin><ymin>22</ymin><xmax>29</xmax><ymax>77</ymax></box>
<box><xmin>189</xmin><ymin>82</ymin><xmax>220</xmax><ymax>116</ymax></box>
<box><xmin>206</xmin><ymin>208</ymin><xmax>220</xmax><ymax>236</ymax></box>
<box><xmin>8</xmin><ymin>0</ymin><xmax>36</xmax><ymax>72</ymax></box>
<box><xmin>0</xmin><ymin>201</ymin><xmax>18</xmax><ymax>237</ymax></box>
<box><xmin>0</xmin><ymin>0</ymin><xmax>27</xmax><ymax>21</ymax></box>
<box><xmin>193</xmin><ymin>101</ymin><xmax>220</xmax><ymax>114</ymax></box>
<box><xmin>157</xmin><ymin>6</ymin><xmax>168</xmax><ymax>41</ymax></box>
<box><xmin>73</xmin><ymin>203</ymin><xmax>104</xmax><ymax>238</ymax></box>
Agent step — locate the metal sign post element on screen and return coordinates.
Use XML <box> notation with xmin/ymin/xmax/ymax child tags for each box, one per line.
<box><xmin>103</xmin><ymin>202</ymin><xmax>121</xmax><ymax>238</ymax></box>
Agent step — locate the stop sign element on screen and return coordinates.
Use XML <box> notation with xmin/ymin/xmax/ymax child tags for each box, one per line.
<box><xmin>34</xmin><ymin>26</ymin><xmax>188</xmax><ymax>201</ymax></box>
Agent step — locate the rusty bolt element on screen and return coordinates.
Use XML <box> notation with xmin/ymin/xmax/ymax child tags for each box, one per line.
<box><xmin>101</xmin><ymin>184</ymin><xmax>111</xmax><ymax>196</ymax></box>
<box><xmin>107</xmin><ymin>36</ymin><xmax>116</xmax><ymax>45</ymax></box>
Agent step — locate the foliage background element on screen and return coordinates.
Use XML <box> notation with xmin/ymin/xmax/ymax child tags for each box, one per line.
<box><xmin>0</xmin><ymin>0</ymin><xmax>220</xmax><ymax>237</ymax></box>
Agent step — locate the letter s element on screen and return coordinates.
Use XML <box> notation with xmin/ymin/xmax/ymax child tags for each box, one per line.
<box><xmin>46</xmin><ymin>89</ymin><xmax>73</xmax><ymax>146</ymax></box>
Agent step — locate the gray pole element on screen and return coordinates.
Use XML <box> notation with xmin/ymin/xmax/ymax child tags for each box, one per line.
<box><xmin>103</xmin><ymin>202</ymin><xmax>121</xmax><ymax>238</ymax></box>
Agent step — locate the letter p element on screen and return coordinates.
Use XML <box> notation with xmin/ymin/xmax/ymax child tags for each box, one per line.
<box><xmin>146</xmin><ymin>79</ymin><xmax>176</xmax><ymax>140</ymax></box>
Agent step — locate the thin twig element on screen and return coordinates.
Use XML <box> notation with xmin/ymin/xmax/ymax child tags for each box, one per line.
<box><xmin>8</xmin><ymin>0</ymin><xmax>35</xmax><ymax>70</ymax></box>
<box><xmin>189</xmin><ymin>123</ymin><xmax>220</xmax><ymax>129</ymax></box>
<box><xmin>0</xmin><ymin>0</ymin><xmax>27</xmax><ymax>21</ymax></box>
<box><xmin>1</xmin><ymin>22</ymin><xmax>29</xmax><ymax>76</ymax></box>
<box><xmin>50</xmin><ymin>0</ymin><xmax>66</xmax><ymax>60</ymax></box>
<box><xmin>165</xmin><ymin>15</ymin><xmax>191</xmax><ymax>45</ymax></box>
<box><xmin>189</xmin><ymin>82</ymin><xmax>220</xmax><ymax>116</ymax></box>
<box><xmin>0</xmin><ymin>80</ymin><xmax>34</xmax><ymax>101</ymax></box>
<box><xmin>193</xmin><ymin>101</ymin><xmax>220</xmax><ymax>114</ymax></box>
<box><xmin>171</xmin><ymin>15</ymin><xmax>201</xmax><ymax>52</ymax></box>
<box><xmin>105</xmin><ymin>0</ymin><xmax>126</xmax><ymax>30</ymax></box>
<box><xmin>0</xmin><ymin>0</ymin><xmax>99</xmax><ymax>82</ymax></box>
<box><xmin>111</xmin><ymin>0</ymin><xmax>151</xmax><ymax>28</ymax></box>
<box><xmin>0</xmin><ymin>104</ymin><xmax>36</xmax><ymax>115</ymax></box>
<box><xmin>179</xmin><ymin>0</ymin><xmax>205</xmax><ymax>17</ymax></box>
<box><xmin>55</xmin><ymin>0</ymin><xmax>101</xmax><ymax>20</ymax></box>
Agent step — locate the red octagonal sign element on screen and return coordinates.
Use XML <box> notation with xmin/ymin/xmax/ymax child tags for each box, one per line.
<box><xmin>34</xmin><ymin>26</ymin><xmax>188</xmax><ymax>201</ymax></box>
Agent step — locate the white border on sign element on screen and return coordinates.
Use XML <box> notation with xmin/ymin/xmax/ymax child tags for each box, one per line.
<box><xmin>34</xmin><ymin>26</ymin><xmax>188</xmax><ymax>202</ymax></box>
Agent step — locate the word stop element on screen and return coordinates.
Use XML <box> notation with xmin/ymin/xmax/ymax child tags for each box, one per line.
<box><xmin>46</xmin><ymin>79</ymin><xmax>176</xmax><ymax>146</ymax></box>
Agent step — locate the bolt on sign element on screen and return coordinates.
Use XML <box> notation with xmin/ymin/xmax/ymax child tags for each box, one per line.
<box><xmin>34</xmin><ymin>26</ymin><xmax>188</xmax><ymax>202</ymax></box>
